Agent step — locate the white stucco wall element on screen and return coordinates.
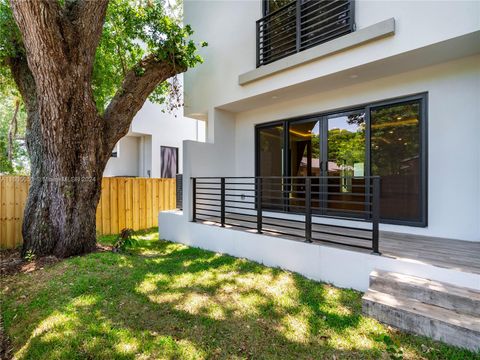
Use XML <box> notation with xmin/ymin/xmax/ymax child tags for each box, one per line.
<box><xmin>104</xmin><ymin>100</ymin><xmax>206</xmax><ymax>178</ymax></box>
<box><xmin>180</xmin><ymin>55</ymin><xmax>480</xmax><ymax>241</ymax></box>
<box><xmin>159</xmin><ymin>211</ymin><xmax>480</xmax><ymax>292</ymax></box>
<box><xmin>176</xmin><ymin>1</ymin><xmax>480</xmax><ymax>242</ymax></box>
<box><xmin>184</xmin><ymin>0</ymin><xmax>480</xmax><ymax>116</ymax></box>
<box><xmin>104</xmin><ymin>136</ymin><xmax>140</xmax><ymax>177</ymax></box>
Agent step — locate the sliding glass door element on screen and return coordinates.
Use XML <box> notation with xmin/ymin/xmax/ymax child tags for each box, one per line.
<box><xmin>325</xmin><ymin>111</ymin><xmax>366</xmax><ymax>214</ymax></box>
<box><xmin>285</xmin><ymin>113</ymin><xmax>366</xmax><ymax>215</ymax></box>
<box><xmin>370</xmin><ymin>99</ymin><xmax>424</xmax><ymax>224</ymax></box>
<box><xmin>288</xmin><ymin>119</ymin><xmax>322</xmax><ymax>209</ymax></box>
<box><xmin>257</xmin><ymin>124</ymin><xmax>285</xmax><ymax>210</ymax></box>
<box><xmin>255</xmin><ymin>93</ymin><xmax>427</xmax><ymax>226</ymax></box>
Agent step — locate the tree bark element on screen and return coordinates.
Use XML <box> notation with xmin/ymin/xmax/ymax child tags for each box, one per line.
<box><xmin>8</xmin><ymin>0</ymin><xmax>185</xmax><ymax>258</ymax></box>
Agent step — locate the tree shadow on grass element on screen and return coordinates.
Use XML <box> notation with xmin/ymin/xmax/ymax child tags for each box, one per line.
<box><xmin>3</xmin><ymin>240</ymin><xmax>479</xmax><ymax>360</ymax></box>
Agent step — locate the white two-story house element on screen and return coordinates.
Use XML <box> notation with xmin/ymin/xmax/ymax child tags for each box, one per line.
<box><xmin>160</xmin><ymin>1</ymin><xmax>480</xmax><ymax>350</ymax></box>
<box><xmin>104</xmin><ymin>76</ymin><xmax>206</xmax><ymax>178</ymax></box>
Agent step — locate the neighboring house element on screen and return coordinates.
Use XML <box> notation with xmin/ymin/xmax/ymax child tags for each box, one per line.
<box><xmin>160</xmin><ymin>0</ymin><xmax>480</xmax><ymax>350</ymax></box>
<box><xmin>104</xmin><ymin>80</ymin><xmax>206</xmax><ymax>178</ymax></box>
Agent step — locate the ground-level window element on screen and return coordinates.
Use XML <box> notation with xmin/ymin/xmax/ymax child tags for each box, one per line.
<box><xmin>255</xmin><ymin>93</ymin><xmax>427</xmax><ymax>226</ymax></box>
<box><xmin>161</xmin><ymin>146</ymin><xmax>178</xmax><ymax>178</ymax></box>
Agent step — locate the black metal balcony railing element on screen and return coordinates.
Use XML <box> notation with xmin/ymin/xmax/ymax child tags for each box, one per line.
<box><xmin>191</xmin><ymin>176</ymin><xmax>380</xmax><ymax>254</ymax></box>
<box><xmin>256</xmin><ymin>0</ymin><xmax>355</xmax><ymax>67</ymax></box>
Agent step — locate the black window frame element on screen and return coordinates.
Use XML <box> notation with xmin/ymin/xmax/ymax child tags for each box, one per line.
<box><xmin>255</xmin><ymin>92</ymin><xmax>428</xmax><ymax>227</ymax></box>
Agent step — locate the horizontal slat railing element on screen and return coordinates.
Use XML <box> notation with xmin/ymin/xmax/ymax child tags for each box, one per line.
<box><xmin>257</xmin><ymin>0</ymin><xmax>354</xmax><ymax>67</ymax></box>
<box><xmin>192</xmin><ymin>176</ymin><xmax>380</xmax><ymax>254</ymax></box>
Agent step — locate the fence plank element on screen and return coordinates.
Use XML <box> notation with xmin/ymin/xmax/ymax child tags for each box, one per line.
<box><xmin>101</xmin><ymin>178</ymin><xmax>111</xmax><ymax>235</ymax></box>
<box><xmin>110</xmin><ymin>178</ymin><xmax>119</xmax><ymax>234</ymax></box>
<box><xmin>0</xmin><ymin>176</ymin><xmax>176</xmax><ymax>248</ymax></box>
<box><xmin>125</xmin><ymin>178</ymin><xmax>133</xmax><ymax>229</ymax></box>
<box><xmin>152</xmin><ymin>179</ymin><xmax>159</xmax><ymax>225</ymax></box>
<box><xmin>118</xmin><ymin>178</ymin><xmax>126</xmax><ymax>231</ymax></box>
<box><xmin>132</xmin><ymin>179</ymin><xmax>140</xmax><ymax>231</ymax></box>
<box><xmin>0</xmin><ymin>178</ymin><xmax>7</xmax><ymax>248</ymax></box>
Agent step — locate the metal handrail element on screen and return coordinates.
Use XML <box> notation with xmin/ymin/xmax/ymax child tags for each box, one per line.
<box><xmin>192</xmin><ymin>175</ymin><xmax>381</xmax><ymax>254</ymax></box>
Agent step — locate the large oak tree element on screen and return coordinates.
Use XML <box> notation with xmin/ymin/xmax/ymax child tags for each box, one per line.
<box><xmin>0</xmin><ymin>0</ymin><xmax>204</xmax><ymax>258</ymax></box>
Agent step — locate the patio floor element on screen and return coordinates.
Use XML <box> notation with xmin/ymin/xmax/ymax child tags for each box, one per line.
<box><xmin>194</xmin><ymin>213</ymin><xmax>480</xmax><ymax>275</ymax></box>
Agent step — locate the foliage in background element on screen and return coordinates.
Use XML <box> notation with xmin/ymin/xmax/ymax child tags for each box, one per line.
<box><xmin>91</xmin><ymin>0</ymin><xmax>205</xmax><ymax>112</ymax></box>
<box><xmin>0</xmin><ymin>0</ymin><xmax>205</xmax><ymax>173</ymax></box>
<box><xmin>0</xmin><ymin>68</ymin><xmax>28</xmax><ymax>174</ymax></box>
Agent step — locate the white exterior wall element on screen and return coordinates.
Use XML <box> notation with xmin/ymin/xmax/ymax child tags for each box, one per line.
<box><xmin>176</xmin><ymin>56</ymin><xmax>480</xmax><ymax>241</ymax></box>
<box><xmin>184</xmin><ymin>0</ymin><xmax>480</xmax><ymax>115</ymax></box>
<box><xmin>104</xmin><ymin>136</ymin><xmax>140</xmax><ymax>177</ymax></box>
<box><xmin>160</xmin><ymin>211</ymin><xmax>480</xmax><ymax>292</ymax></box>
<box><xmin>104</xmin><ymin>99</ymin><xmax>206</xmax><ymax>178</ymax></box>
<box><xmin>232</xmin><ymin>56</ymin><xmax>480</xmax><ymax>241</ymax></box>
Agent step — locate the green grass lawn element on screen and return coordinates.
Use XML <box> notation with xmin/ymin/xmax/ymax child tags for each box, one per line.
<box><xmin>1</xmin><ymin>229</ymin><xmax>478</xmax><ymax>360</ymax></box>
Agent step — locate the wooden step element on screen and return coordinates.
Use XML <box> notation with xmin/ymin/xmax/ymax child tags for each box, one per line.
<box><xmin>363</xmin><ymin>289</ymin><xmax>480</xmax><ymax>351</ymax></box>
<box><xmin>369</xmin><ymin>270</ymin><xmax>480</xmax><ymax>317</ymax></box>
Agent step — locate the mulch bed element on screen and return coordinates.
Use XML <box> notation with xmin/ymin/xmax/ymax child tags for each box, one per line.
<box><xmin>0</xmin><ymin>249</ymin><xmax>59</xmax><ymax>277</ymax></box>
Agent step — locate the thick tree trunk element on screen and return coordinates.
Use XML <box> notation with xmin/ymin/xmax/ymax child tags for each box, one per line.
<box><xmin>19</xmin><ymin>82</ymin><xmax>110</xmax><ymax>258</ymax></box>
<box><xmin>8</xmin><ymin>0</ymin><xmax>183</xmax><ymax>258</ymax></box>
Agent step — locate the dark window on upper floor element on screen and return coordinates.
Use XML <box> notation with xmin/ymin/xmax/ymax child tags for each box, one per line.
<box><xmin>257</xmin><ymin>0</ymin><xmax>355</xmax><ymax>67</ymax></box>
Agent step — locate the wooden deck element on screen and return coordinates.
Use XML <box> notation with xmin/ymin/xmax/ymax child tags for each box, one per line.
<box><xmin>195</xmin><ymin>213</ymin><xmax>480</xmax><ymax>275</ymax></box>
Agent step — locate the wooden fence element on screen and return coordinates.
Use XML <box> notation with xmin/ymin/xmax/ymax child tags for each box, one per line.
<box><xmin>0</xmin><ymin>176</ymin><xmax>176</xmax><ymax>249</ymax></box>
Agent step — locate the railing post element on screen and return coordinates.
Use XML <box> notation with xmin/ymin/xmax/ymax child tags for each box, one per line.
<box><xmin>295</xmin><ymin>0</ymin><xmax>301</xmax><ymax>52</ymax></box>
<box><xmin>372</xmin><ymin>177</ymin><xmax>381</xmax><ymax>255</ymax></box>
<box><xmin>192</xmin><ymin>177</ymin><xmax>197</xmax><ymax>222</ymax></box>
<box><xmin>305</xmin><ymin>177</ymin><xmax>312</xmax><ymax>243</ymax></box>
<box><xmin>220</xmin><ymin>177</ymin><xmax>226</xmax><ymax>227</ymax></box>
<box><xmin>256</xmin><ymin>177</ymin><xmax>262</xmax><ymax>233</ymax></box>
<box><xmin>256</xmin><ymin>21</ymin><xmax>260</xmax><ymax>67</ymax></box>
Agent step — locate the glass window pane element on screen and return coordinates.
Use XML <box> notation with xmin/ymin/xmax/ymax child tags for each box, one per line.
<box><xmin>258</xmin><ymin>125</ymin><xmax>284</xmax><ymax>209</ymax></box>
<box><xmin>371</xmin><ymin>101</ymin><xmax>422</xmax><ymax>222</ymax></box>
<box><xmin>288</xmin><ymin>120</ymin><xmax>321</xmax><ymax>209</ymax></box>
<box><xmin>289</xmin><ymin>120</ymin><xmax>321</xmax><ymax>177</ymax></box>
<box><xmin>327</xmin><ymin>112</ymin><xmax>366</xmax><ymax>213</ymax></box>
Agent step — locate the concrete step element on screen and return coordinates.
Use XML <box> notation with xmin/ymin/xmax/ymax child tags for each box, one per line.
<box><xmin>362</xmin><ymin>289</ymin><xmax>480</xmax><ymax>351</ymax></box>
<box><xmin>369</xmin><ymin>270</ymin><xmax>480</xmax><ymax>317</ymax></box>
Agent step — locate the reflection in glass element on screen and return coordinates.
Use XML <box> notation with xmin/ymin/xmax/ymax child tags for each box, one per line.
<box><xmin>371</xmin><ymin>101</ymin><xmax>421</xmax><ymax>221</ymax></box>
<box><xmin>327</xmin><ymin>113</ymin><xmax>366</xmax><ymax>213</ymax></box>
<box><xmin>289</xmin><ymin>121</ymin><xmax>321</xmax><ymax>208</ymax></box>
<box><xmin>265</xmin><ymin>0</ymin><xmax>294</xmax><ymax>14</ymax></box>
<box><xmin>258</xmin><ymin>125</ymin><xmax>284</xmax><ymax>209</ymax></box>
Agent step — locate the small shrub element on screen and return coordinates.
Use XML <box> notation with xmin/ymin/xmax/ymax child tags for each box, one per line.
<box><xmin>24</xmin><ymin>250</ymin><xmax>36</xmax><ymax>262</ymax></box>
<box><xmin>113</xmin><ymin>228</ymin><xmax>138</xmax><ymax>252</ymax></box>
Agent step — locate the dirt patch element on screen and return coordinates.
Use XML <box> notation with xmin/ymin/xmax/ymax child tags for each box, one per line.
<box><xmin>0</xmin><ymin>249</ymin><xmax>59</xmax><ymax>277</ymax></box>
<box><xmin>0</xmin><ymin>245</ymin><xmax>111</xmax><ymax>277</ymax></box>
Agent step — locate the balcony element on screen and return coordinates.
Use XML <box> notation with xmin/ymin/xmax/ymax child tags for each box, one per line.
<box><xmin>256</xmin><ymin>0</ymin><xmax>355</xmax><ymax>67</ymax></box>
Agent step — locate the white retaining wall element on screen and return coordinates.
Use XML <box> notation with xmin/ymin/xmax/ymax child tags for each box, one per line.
<box><xmin>159</xmin><ymin>211</ymin><xmax>480</xmax><ymax>292</ymax></box>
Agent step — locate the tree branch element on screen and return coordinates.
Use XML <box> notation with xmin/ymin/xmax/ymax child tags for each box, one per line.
<box><xmin>66</xmin><ymin>0</ymin><xmax>109</xmax><ymax>64</ymax></box>
<box><xmin>103</xmin><ymin>55</ymin><xmax>186</xmax><ymax>147</ymax></box>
